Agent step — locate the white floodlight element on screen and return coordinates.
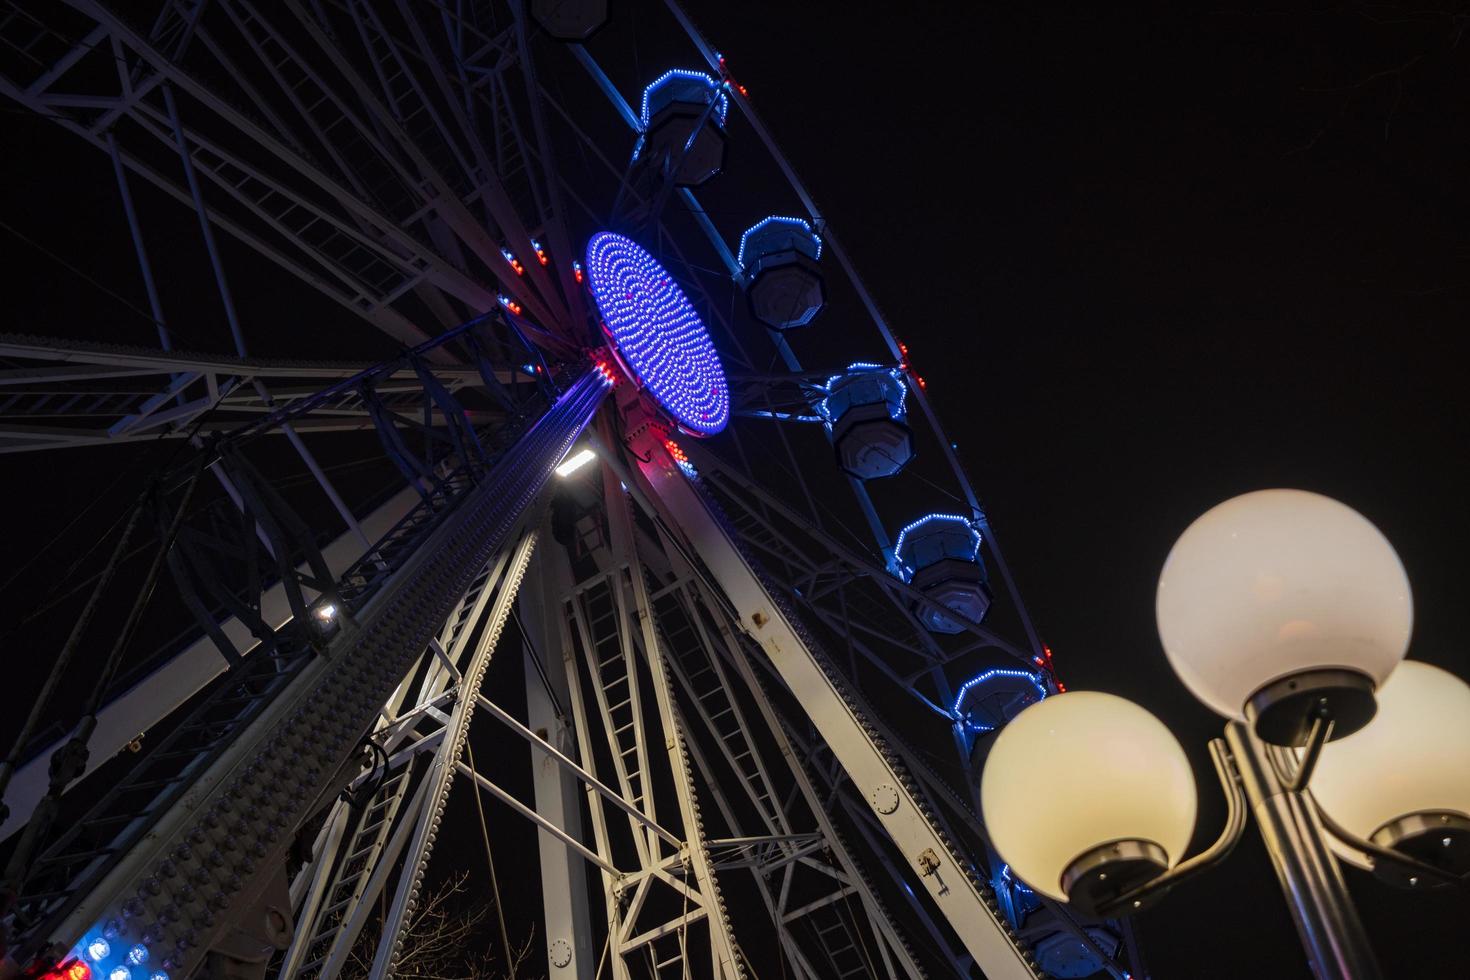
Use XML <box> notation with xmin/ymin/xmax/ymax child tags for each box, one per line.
<box><xmin>555</xmin><ymin>447</ymin><xmax>597</xmax><ymax>478</ymax></box>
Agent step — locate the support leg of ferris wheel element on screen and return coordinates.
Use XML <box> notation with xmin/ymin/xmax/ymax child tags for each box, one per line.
<box><xmin>644</xmin><ymin>565</ymin><xmax>928</xmax><ymax>978</ymax></box>
<box><xmin>3</xmin><ymin>370</ymin><xmax>605</xmax><ymax>975</ymax></box>
<box><xmin>629</xmin><ymin>439</ymin><xmax>1043</xmax><ymax>979</ymax></box>
<box><xmin>641</xmin><ymin>575</ymin><xmax>876</xmax><ymax>974</ymax></box>
<box><xmin>516</xmin><ymin>546</ymin><xmax>600</xmax><ymax>980</ymax></box>
<box><xmin>361</xmin><ymin>532</ymin><xmax>540</xmax><ymax>980</ymax></box>
<box><xmin>275</xmin><ymin>531</ymin><xmax>538</xmax><ymax>979</ymax></box>
<box><xmin>546</xmin><ymin>464</ymin><xmax>743</xmax><ymax>977</ymax></box>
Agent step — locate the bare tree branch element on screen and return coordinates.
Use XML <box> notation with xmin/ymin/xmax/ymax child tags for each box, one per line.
<box><xmin>338</xmin><ymin>872</ymin><xmax>539</xmax><ymax>980</ymax></box>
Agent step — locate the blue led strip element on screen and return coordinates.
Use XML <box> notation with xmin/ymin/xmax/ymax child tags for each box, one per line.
<box><xmin>736</xmin><ymin>215</ymin><xmax>823</xmax><ymax>267</ymax></box>
<box><xmin>999</xmin><ymin>863</ymin><xmax>1035</xmax><ymax>898</ymax></box>
<box><xmin>584</xmin><ymin>232</ymin><xmax>729</xmax><ymax>436</ymax></box>
<box><xmin>640</xmin><ymin>69</ymin><xmax>730</xmax><ymax>128</ymax></box>
<box><xmin>891</xmin><ymin>512</ymin><xmax>981</xmax><ymax>581</ymax></box>
<box><xmin>817</xmin><ymin>361</ymin><xmax>905</xmax><ymax>425</ymax></box>
<box><xmin>951</xmin><ymin>668</ymin><xmax>1049</xmax><ymax>733</ymax></box>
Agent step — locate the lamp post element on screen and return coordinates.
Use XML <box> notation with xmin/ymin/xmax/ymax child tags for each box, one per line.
<box><xmin>980</xmin><ymin>490</ymin><xmax>1470</xmax><ymax>980</ymax></box>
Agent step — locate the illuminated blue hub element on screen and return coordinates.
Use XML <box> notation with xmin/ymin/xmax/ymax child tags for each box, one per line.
<box><xmin>820</xmin><ymin>363</ymin><xmax>912</xmax><ymax>479</ymax></box>
<box><xmin>584</xmin><ymin>232</ymin><xmax>729</xmax><ymax>436</ymax></box>
<box><xmin>737</xmin><ymin>216</ymin><xmax>826</xmax><ymax>329</ymax></box>
<box><xmin>952</xmin><ymin>668</ymin><xmax>1047</xmax><ymax>733</ymax></box>
<box><xmin>893</xmin><ymin>514</ymin><xmax>992</xmax><ymax>632</ymax></box>
<box><xmin>636</xmin><ymin>69</ymin><xmax>729</xmax><ymax>187</ymax></box>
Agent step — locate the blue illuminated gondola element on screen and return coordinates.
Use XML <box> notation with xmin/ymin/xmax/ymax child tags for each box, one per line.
<box><xmin>892</xmin><ymin>513</ymin><xmax>992</xmax><ymax>632</ymax></box>
<box><xmin>820</xmin><ymin>363</ymin><xmax>914</xmax><ymax>479</ymax></box>
<box><xmin>737</xmin><ymin>216</ymin><xmax>826</xmax><ymax>329</ymax></box>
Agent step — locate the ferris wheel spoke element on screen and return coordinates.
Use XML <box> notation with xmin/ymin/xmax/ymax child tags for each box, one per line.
<box><xmin>0</xmin><ymin>333</ymin><xmax>491</xmax><ymax>454</ymax></box>
<box><xmin>319</xmin><ymin>0</ymin><xmax>575</xmax><ymax>329</ymax></box>
<box><xmin>257</xmin><ymin>0</ymin><xmax>569</xmax><ymax>331</ymax></box>
<box><xmin>4</xmin><ymin>1</ymin><xmax>589</xmax><ymax>357</ymax></box>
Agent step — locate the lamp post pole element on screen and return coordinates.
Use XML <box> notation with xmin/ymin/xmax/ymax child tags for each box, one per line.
<box><xmin>1225</xmin><ymin>722</ymin><xmax>1383</xmax><ymax>980</ymax></box>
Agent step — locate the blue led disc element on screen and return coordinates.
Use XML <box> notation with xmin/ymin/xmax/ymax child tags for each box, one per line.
<box><xmin>584</xmin><ymin>232</ymin><xmax>729</xmax><ymax>436</ymax></box>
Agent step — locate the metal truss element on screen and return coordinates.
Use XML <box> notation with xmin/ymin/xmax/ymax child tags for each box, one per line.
<box><xmin>0</xmin><ymin>0</ymin><xmax>582</xmax><ymax>352</ymax></box>
<box><xmin>535</xmin><ymin>465</ymin><xmax>742</xmax><ymax>978</ymax></box>
<box><xmin>0</xmin><ymin>2</ymin><xmax>1154</xmax><ymax>976</ymax></box>
<box><xmin>278</xmin><ymin>527</ymin><xmax>538</xmax><ymax>979</ymax></box>
<box><xmin>0</xmin><ymin>333</ymin><xmax>539</xmax><ymax>453</ymax></box>
<box><xmin>285</xmin><ymin>467</ymin><xmax>761</xmax><ymax>979</ymax></box>
<box><xmin>649</xmin><ymin>436</ymin><xmax>1147</xmax><ymax>976</ymax></box>
<box><xmin>625</xmin><ymin>435</ymin><xmax>1148</xmax><ymax>978</ymax></box>
<box><xmin>0</xmin><ymin>314</ymin><xmax>541</xmax><ymax>842</ymax></box>
<box><xmin>626</xmin><ymin>438</ymin><xmax>1045</xmax><ymax>979</ymax></box>
<box><xmin>641</xmin><ymin>540</ymin><xmax>929</xmax><ymax>977</ymax></box>
<box><xmin>1</xmin><ymin>367</ymin><xmax>606</xmax><ymax>974</ymax></box>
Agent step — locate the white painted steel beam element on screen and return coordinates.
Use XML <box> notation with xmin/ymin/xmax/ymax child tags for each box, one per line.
<box><xmin>634</xmin><ymin>442</ymin><xmax>1040</xmax><ymax>980</ymax></box>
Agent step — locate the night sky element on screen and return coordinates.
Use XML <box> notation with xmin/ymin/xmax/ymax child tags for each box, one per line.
<box><xmin>692</xmin><ymin>2</ymin><xmax>1469</xmax><ymax>976</ymax></box>
<box><xmin>3</xmin><ymin>2</ymin><xmax>1468</xmax><ymax>978</ymax></box>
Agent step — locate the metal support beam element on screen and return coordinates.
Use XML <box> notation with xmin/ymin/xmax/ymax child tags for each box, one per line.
<box><xmin>633</xmin><ymin>441</ymin><xmax>1040</xmax><ymax>979</ymax></box>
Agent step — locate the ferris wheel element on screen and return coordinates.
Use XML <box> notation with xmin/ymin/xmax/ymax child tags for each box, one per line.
<box><xmin>0</xmin><ymin>2</ymin><xmax>1146</xmax><ymax>978</ymax></box>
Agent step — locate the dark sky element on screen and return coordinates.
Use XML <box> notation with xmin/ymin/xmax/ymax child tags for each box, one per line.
<box><xmin>3</xmin><ymin>2</ymin><xmax>1468</xmax><ymax>978</ymax></box>
<box><xmin>689</xmin><ymin>2</ymin><xmax>1470</xmax><ymax>977</ymax></box>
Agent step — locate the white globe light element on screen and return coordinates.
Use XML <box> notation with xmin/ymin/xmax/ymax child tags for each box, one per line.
<box><xmin>1309</xmin><ymin>661</ymin><xmax>1470</xmax><ymax>842</ymax></box>
<box><xmin>1156</xmin><ymin>490</ymin><xmax>1411</xmax><ymax>732</ymax></box>
<box><xmin>980</xmin><ymin>692</ymin><xmax>1197</xmax><ymax>901</ymax></box>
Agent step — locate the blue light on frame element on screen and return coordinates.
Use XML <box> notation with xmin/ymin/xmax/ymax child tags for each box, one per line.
<box><xmin>951</xmin><ymin>668</ymin><xmax>1048</xmax><ymax>733</ymax></box>
<box><xmin>999</xmin><ymin>862</ymin><xmax>1034</xmax><ymax>896</ymax></box>
<box><xmin>818</xmin><ymin>361</ymin><xmax>906</xmax><ymax>427</ymax></box>
<box><xmin>736</xmin><ymin>215</ymin><xmax>823</xmax><ymax>267</ymax></box>
<box><xmin>640</xmin><ymin>69</ymin><xmax>730</xmax><ymax>129</ymax></box>
<box><xmin>584</xmin><ymin>232</ymin><xmax>729</xmax><ymax>436</ymax></box>
<box><xmin>891</xmin><ymin>513</ymin><xmax>981</xmax><ymax>581</ymax></box>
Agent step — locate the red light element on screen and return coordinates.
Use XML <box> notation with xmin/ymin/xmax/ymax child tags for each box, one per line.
<box><xmin>39</xmin><ymin>961</ymin><xmax>91</xmax><ymax>980</ymax></box>
<box><xmin>664</xmin><ymin>439</ymin><xmax>691</xmax><ymax>466</ymax></box>
<box><xmin>916</xmin><ymin>376</ymin><xmax>927</xmax><ymax>389</ymax></box>
<box><xmin>898</xmin><ymin>342</ymin><xmax>909</xmax><ymax>356</ymax></box>
<box><xmin>738</xmin><ymin>84</ymin><xmax>748</xmax><ymax>96</ymax></box>
<box><xmin>1057</xmin><ymin>682</ymin><xmax>1067</xmax><ymax>693</ymax></box>
<box><xmin>1033</xmin><ymin>656</ymin><xmax>1045</xmax><ymax>666</ymax></box>
<box><xmin>574</xmin><ymin>269</ymin><xmax>584</xmax><ymax>283</ymax></box>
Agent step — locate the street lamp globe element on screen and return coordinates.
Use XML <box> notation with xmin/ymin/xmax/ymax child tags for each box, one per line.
<box><xmin>1156</xmin><ymin>489</ymin><xmax>1412</xmax><ymax>744</ymax></box>
<box><xmin>980</xmin><ymin>692</ymin><xmax>1197</xmax><ymax>908</ymax></box>
<box><xmin>1308</xmin><ymin>660</ymin><xmax>1470</xmax><ymax>880</ymax></box>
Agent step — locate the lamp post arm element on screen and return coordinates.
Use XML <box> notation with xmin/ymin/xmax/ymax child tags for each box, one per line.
<box><xmin>1285</xmin><ymin>712</ymin><xmax>1334</xmax><ymax>792</ymax></box>
<box><xmin>1309</xmin><ymin>798</ymin><xmax>1470</xmax><ymax>889</ymax></box>
<box><xmin>1098</xmin><ymin>738</ymin><xmax>1248</xmax><ymax>915</ymax></box>
<box><xmin>1262</xmin><ymin>709</ymin><xmax>1335</xmax><ymax>793</ymax></box>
